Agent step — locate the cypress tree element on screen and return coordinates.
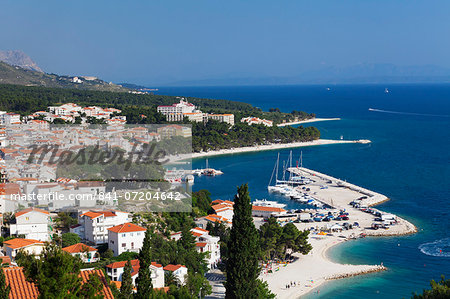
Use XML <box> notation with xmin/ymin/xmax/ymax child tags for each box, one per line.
<box><xmin>119</xmin><ymin>259</ymin><xmax>133</xmax><ymax>299</ymax></box>
<box><xmin>135</xmin><ymin>227</ymin><xmax>153</xmax><ymax>299</ymax></box>
<box><xmin>225</xmin><ymin>184</ymin><xmax>260</xmax><ymax>299</ymax></box>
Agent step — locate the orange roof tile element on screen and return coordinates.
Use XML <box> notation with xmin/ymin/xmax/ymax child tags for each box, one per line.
<box><xmin>106</xmin><ymin>259</ymin><xmax>139</xmax><ymax>269</ymax></box>
<box><xmin>62</xmin><ymin>243</ymin><xmax>97</xmax><ymax>254</ymax></box>
<box><xmin>195</xmin><ymin>242</ymin><xmax>207</xmax><ymax>248</ymax></box>
<box><xmin>193</xmin><ymin>227</ymin><xmax>209</xmax><ymax>233</ymax></box>
<box><xmin>3</xmin><ymin>239</ymin><xmax>44</xmax><ymax>250</ymax></box>
<box><xmin>3</xmin><ymin>267</ymin><xmax>39</xmax><ymax>299</ymax></box>
<box><xmin>163</xmin><ymin>264</ymin><xmax>186</xmax><ymax>272</ymax></box>
<box><xmin>252</xmin><ymin>206</ymin><xmax>286</xmax><ymax>213</ymax></box>
<box><xmin>107</xmin><ymin>223</ymin><xmax>146</xmax><ymax>233</ymax></box>
<box><xmin>79</xmin><ymin>269</ymin><xmax>114</xmax><ymax>299</ymax></box>
<box><xmin>15</xmin><ymin>207</ymin><xmax>49</xmax><ymax>217</ymax></box>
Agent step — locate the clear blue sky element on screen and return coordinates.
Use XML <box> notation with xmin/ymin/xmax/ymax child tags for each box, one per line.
<box><xmin>1</xmin><ymin>0</ymin><xmax>449</xmax><ymax>85</ymax></box>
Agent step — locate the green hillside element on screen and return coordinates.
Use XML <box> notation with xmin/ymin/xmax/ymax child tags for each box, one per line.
<box><xmin>0</xmin><ymin>61</ymin><xmax>128</xmax><ymax>92</ymax></box>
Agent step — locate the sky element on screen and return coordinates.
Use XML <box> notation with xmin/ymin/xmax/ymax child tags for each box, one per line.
<box><xmin>1</xmin><ymin>0</ymin><xmax>450</xmax><ymax>85</ymax></box>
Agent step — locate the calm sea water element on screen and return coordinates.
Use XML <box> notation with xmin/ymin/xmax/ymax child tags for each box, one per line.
<box><xmin>157</xmin><ymin>84</ymin><xmax>450</xmax><ymax>298</ymax></box>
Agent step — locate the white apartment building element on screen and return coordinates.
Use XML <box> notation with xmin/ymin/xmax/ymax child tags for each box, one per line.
<box><xmin>79</xmin><ymin>210</ymin><xmax>130</xmax><ymax>245</ymax></box>
<box><xmin>171</xmin><ymin>227</ymin><xmax>221</xmax><ymax>269</ymax></box>
<box><xmin>163</xmin><ymin>264</ymin><xmax>188</xmax><ymax>285</ymax></box>
<box><xmin>3</xmin><ymin>238</ymin><xmax>45</xmax><ymax>261</ymax></box>
<box><xmin>183</xmin><ymin>112</ymin><xmax>203</xmax><ymax>122</ymax></box>
<box><xmin>105</xmin><ymin>259</ymin><xmax>165</xmax><ymax>288</ymax></box>
<box><xmin>27</xmin><ymin>120</ymin><xmax>50</xmax><ymax>130</ymax></box>
<box><xmin>206</xmin><ymin>114</ymin><xmax>235</xmax><ymax>125</ymax></box>
<box><xmin>9</xmin><ymin>207</ymin><xmax>51</xmax><ymax>241</ymax></box>
<box><xmin>211</xmin><ymin>203</ymin><xmax>234</xmax><ymax>220</ymax></box>
<box><xmin>48</xmin><ymin>103</ymin><xmax>82</xmax><ymax>116</ymax></box>
<box><xmin>62</xmin><ymin>243</ymin><xmax>99</xmax><ymax>263</ymax></box>
<box><xmin>251</xmin><ymin>205</ymin><xmax>287</xmax><ymax>219</ymax></box>
<box><xmin>157</xmin><ymin>99</ymin><xmax>198</xmax><ymax>122</ymax></box>
<box><xmin>0</xmin><ymin>113</ymin><xmax>21</xmax><ymax>125</ymax></box>
<box><xmin>107</xmin><ymin>222</ymin><xmax>146</xmax><ymax>256</ymax></box>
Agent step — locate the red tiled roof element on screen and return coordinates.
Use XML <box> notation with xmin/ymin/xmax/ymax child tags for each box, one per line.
<box><xmin>193</xmin><ymin>227</ymin><xmax>209</xmax><ymax>233</ymax></box>
<box><xmin>3</xmin><ymin>239</ymin><xmax>44</xmax><ymax>250</ymax></box>
<box><xmin>107</xmin><ymin>223</ymin><xmax>146</xmax><ymax>233</ymax></box>
<box><xmin>3</xmin><ymin>267</ymin><xmax>39</xmax><ymax>299</ymax></box>
<box><xmin>251</xmin><ymin>206</ymin><xmax>286</xmax><ymax>213</ymax></box>
<box><xmin>79</xmin><ymin>269</ymin><xmax>114</xmax><ymax>299</ymax></box>
<box><xmin>15</xmin><ymin>207</ymin><xmax>49</xmax><ymax>217</ymax></box>
<box><xmin>195</xmin><ymin>242</ymin><xmax>207</xmax><ymax>248</ymax></box>
<box><xmin>62</xmin><ymin>243</ymin><xmax>97</xmax><ymax>254</ymax></box>
<box><xmin>80</xmin><ymin>210</ymin><xmax>118</xmax><ymax>219</ymax></box>
<box><xmin>3</xmin><ymin>268</ymin><xmax>115</xmax><ymax>299</ymax></box>
<box><xmin>106</xmin><ymin>259</ymin><xmax>139</xmax><ymax>269</ymax></box>
<box><xmin>163</xmin><ymin>264</ymin><xmax>186</xmax><ymax>272</ymax></box>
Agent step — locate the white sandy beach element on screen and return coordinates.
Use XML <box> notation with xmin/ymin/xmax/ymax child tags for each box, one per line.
<box><xmin>185</xmin><ymin>139</ymin><xmax>371</xmax><ymax>160</ymax></box>
<box><xmin>277</xmin><ymin>117</ymin><xmax>341</xmax><ymax>127</ymax></box>
<box><xmin>260</xmin><ymin>235</ymin><xmax>385</xmax><ymax>299</ymax></box>
<box><xmin>259</xmin><ymin>167</ymin><xmax>417</xmax><ymax>298</ymax></box>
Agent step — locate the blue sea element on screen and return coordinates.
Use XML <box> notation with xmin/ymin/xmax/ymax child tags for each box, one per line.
<box><xmin>158</xmin><ymin>84</ymin><xmax>450</xmax><ymax>298</ymax></box>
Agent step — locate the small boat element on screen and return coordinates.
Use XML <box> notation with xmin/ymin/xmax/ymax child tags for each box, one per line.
<box><xmin>385</xmin><ymin>88</ymin><xmax>390</xmax><ymax>93</ymax></box>
<box><xmin>253</xmin><ymin>199</ymin><xmax>287</xmax><ymax>209</ymax></box>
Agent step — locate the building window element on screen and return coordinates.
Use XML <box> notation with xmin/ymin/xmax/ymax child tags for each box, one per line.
<box><xmin>122</xmin><ymin>234</ymin><xmax>126</xmax><ymax>237</ymax></box>
<box><xmin>131</xmin><ymin>242</ymin><xmax>134</xmax><ymax>249</ymax></box>
<box><xmin>122</xmin><ymin>243</ymin><xmax>126</xmax><ymax>247</ymax></box>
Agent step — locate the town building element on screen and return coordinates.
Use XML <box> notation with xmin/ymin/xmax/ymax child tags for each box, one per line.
<box><xmin>163</xmin><ymin>264</ymin><xmax>188</xmax><ymax>285</ymax></box>
<box><xmin>157</xmin><ymin>125</ymin><xmax>192</xmax><ymax>139</ymax></box>
<box><xmin>78</xmin><ymin>210</ymin><xmax>131</xmax><ymax>245</ymax></box>
<box><xmin>0</xmin><ymin>113</ymin><xmax>21</xmax><ymax>125</ymax></box>
<box><xmin>157</xmin><ymin>99</ymin><xmax>198</xmax><ymax>122</ymax></box>
<box><xmin>9</xmin><ymin>207</ymin><xmax>51</xmax><ymax>241</ymax></box>
<box><xmin>107</xmin><ymin>222</ymin><xmax>146</xmax><ymax>256</ymax></box>
<box><xmin>251</xmin><ymin>205</ymin><xmax>287</xmax><ymax>219</ymax></box>
<box><xmin>105</xmin><ymin>259</ymin><xmax>165</xmax><ymax>288</ymax></box>
<box><xmin>206</xmin><ymin>114</ymin><xmax>235</xmax><ymax>125</ymax></box>
<box><xmin>171</xmin><ymin>227</ymin><xmax>221</xmax><ymax>269</ymax></box>
<box><xmin>241</xmin><ymin>116</ymin><xmax>273</xmax><ymax>127</ymax></box>
<box><xmin>3</xmin><ymin>238</ymin><xmax>45</xmax><ymax>261</ymax></box>
<box><xmin>62</xmin><ymin>243</ymin><xmax>100</xmax><ymax>263</ymax></box>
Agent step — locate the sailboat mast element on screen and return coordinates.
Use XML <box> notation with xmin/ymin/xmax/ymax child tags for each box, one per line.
<box><xmin>275</xmin><ymin>153</ymin><xmax>279</xmax><ymax>183</ymax></box>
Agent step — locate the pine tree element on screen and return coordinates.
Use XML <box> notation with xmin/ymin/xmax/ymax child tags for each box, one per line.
<box><xmin>0</xmin><ymin>267</ymin><xmax>10</xmax><ymax>299</ymax></box>
<box><xmin>135</xmin><ymin>227</ymin><xmax>153</xmax><ymax>299</ymax></box>
<box><xmin>225</xmin><ymin>184</ymin><xmax>260</xmax><ymax>299</ymax></box>
<box><xmin>16</xmin><ymin>243</ymin><xmax>82</xmax><ymax>298</ymax></box>
<box><xmin>119</xmin><ymin>259</ymin><xmax>133</xmax><ymax>299</ymax></box>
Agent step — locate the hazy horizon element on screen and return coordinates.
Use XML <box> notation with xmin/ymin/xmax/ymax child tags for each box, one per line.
<box><xmin>2</xmin><ymin>0</ymin><xmax>450</xmax><ymax>86</ymax></box>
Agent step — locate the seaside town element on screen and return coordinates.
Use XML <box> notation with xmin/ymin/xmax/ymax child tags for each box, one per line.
<box><xmin>0</xmin><ymin>99</ymin><xmax>418</xmax><ymax>298</ymax></box>
<box><xmin>1</xmin><ymin>1</ymin><xmax>449</xmax><ymax>298</ymax></box>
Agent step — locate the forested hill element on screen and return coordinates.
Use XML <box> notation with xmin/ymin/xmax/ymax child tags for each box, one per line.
<box><xmin>0</xmin><ymin>84</ymin><xmax>315</xmax><ymax>125</ymax></box>
<box><xmin>0</xmin><ymin>83</ymin><xmax>261</xmax><ymax>116</ymax></box>
<box><xmin>0</xmin><ymin>62</ymin><xmax>128</xmax><ymax>92</ymax></box>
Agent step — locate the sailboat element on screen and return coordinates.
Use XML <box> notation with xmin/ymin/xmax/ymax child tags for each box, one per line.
<box><xmin>267</xmin><ymin>153</ymin><xmax>281</xmax><ymax>192</ymax></box>
<box><xmin>192</xmin><ymin>158</ymin><xmax>223</xmax><ymax>176</ymax></box>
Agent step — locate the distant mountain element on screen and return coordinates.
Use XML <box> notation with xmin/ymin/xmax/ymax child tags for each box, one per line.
<box><xmin>162</xmin><ymin>63</ymin><xmax>450</xmax><ymax>86</ymax></box>
<box><xmin>0</xmin><ymin>50</ymin><xmax>43</xmax><ymax>72</ymax></box>
<box><xmin>0</xmin><ymin>61</ymin><xmax>129</xmax><ymax>92</ymax></box>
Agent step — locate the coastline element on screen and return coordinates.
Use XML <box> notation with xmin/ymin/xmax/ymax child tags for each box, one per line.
<box><xmin>261</xmin><ymin>167</ymin><xmax>417</xmax><ymax>298</ymax></box>
<box><xmin>277</xmin><ymin>117</ymin><xmax>341</xmax><ymax>127</ymax></box>
<box><xmin>171</xmin><ymin>139</ymin><xmax>371</xmax><ymax>162</ymax></box>
<box><xmin>260</xmin><ymin>235</ymin><xmax>386</xmax><ymax>299</ymax></box>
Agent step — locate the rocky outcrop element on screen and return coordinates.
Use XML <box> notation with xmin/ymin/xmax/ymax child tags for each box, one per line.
<box><xmin>0</xmin><ymin>50</ymin><xmax>43</xmax><ymax>72</ymax></box>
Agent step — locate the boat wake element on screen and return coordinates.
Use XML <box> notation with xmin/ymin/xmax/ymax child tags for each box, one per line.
<box><xmin>419</xmin><ymin>238</ymin><xmax>450</xmax><ymax>257</ymax></box>
<box><xmin>368</xmin><ymin>108</ymin><xmax>450</xmax><ymax>118</ymax></box>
